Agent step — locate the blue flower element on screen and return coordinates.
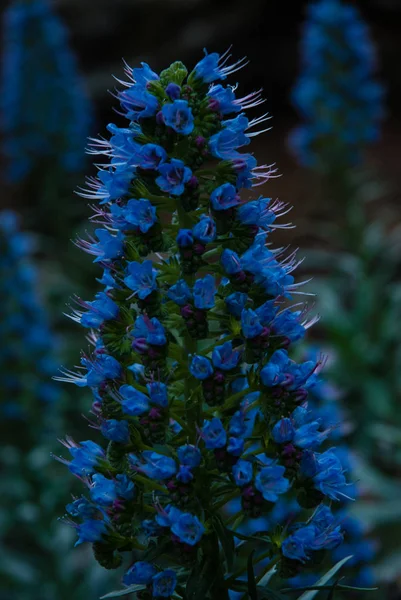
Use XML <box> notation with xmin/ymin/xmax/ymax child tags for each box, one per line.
<box><xmin>97</xmin><ymin>166</ymin><xmax>134</xmax><ymax>203</ymax></box>
<box><xmin>210</xmin><ymin>183</ymin><xmax>240</xmax><ymax>211</ymax></box>
<box><xmin>233</xmin><ymin>460</ymin><xmax>253</xmax><ymax>486</ymax></box>
<box><xmin>227</xmin><ymin>436</ymin><xmax>244</xmax><ymax>456</ymax></box>
<box><xmin>209</xmin><ymin>116</ymin><xmax>250</xmax><ymax>160</ymax></box>
<box><xmin>124</xmin><ymin>260</ymin><xmax>158</xmax><ymax>299</ymax></box>
<box><xmin>85</xmin><ymin>354</ymin><xmax>122</xmax><ymax>387</ymax></box>
<box><xmin>300</xmin><ymin>449</ymin><xmax>351</xmax><ymax>501</ymax></box>
<box><xmin>140</xmin><ymin>451</ymin><xmax>177</xmax><ymax>480</ymax></box>
<box><xmin>273</xmin><ymin>309</ymin><xmax>306</xmax><ymax>342</ymax></box>
<box><xmin>90</xmin><ymin>474</ymin><xmax>117</xmax><ymax>506</ymax></box>
<box><xmin>241</xmin><ymin>308</ymin><xmax>263</xmax><ymax>339</ymax></box>
<box><xmin>156</xmin><ymin>159</ymin><xmax>192</xmax><ymax>196</ymax></box>
<box><xmin>162</xmin><ymin>99</ymin><xmax>194</xmax><ymax>135</ymax></box>
<box><xmin>193</xmin><ymin>215</ymin><xmax>217</xmax><ymax>243</ymax></box>
<box><xmin>80</xmin><ymin>292</ymin><xmax>119</xmax><ymax>328</ymax></box>
<box><xmin>221</xmin><ymin>249</ymin><xmax>242</xmax><ymax>275</ymax></box>
<box><xmin>123</xmin><ymin>561</ymin><xmax>157</xmax><ymax>586</ymax></box>
<box><xmin>132</xmin><ymin>315</ymin><xmax>167</xmax><ymax>346</ymax></box>
<box><xmin>272</xmin><ymin>418</ymin><xmax>295</xmax><ymax>444</ymax></box>
<box><xmin>189</xmin><ymin>355</ymin><xmax>213</xmax><ymax>380</ymax></box>
<box><xmin>152</xmin><ymin>569</ymin><xmax>177</xmax><ymax>598</ymax></box>
<box><xmin>120</xmin><ymin>384</ymin><xmax>150</xmax><ymax>416</ymax></box>
<box><xmin>75</xmin><ymin>519</ymin><xmax>107</xmax><ymax>547</ymax></box>
<box><xmin>139</xmin><ymin>143</ymin><xmax>167</xmax><ymax>170</ymax></box>
<box><xmin>66</xmin><ymin>497</ymin><xmax>97</xmax><ymax>519</ymax></box>
<box><xmin>166</xmin><ymin>82</ymin><xmax>181</xmax><ymax>100</ymax></box>
<box><xmin>201</xmin><ymin>418</ymin><xmax>227</xmax><ymax>449</ymax></box>
<box><xmin>212</xmin><ymin>342</ymin><xmax>241</xmax><ymax>371</ymax></box>
<box><xmin>176</xmin><ymin>229</ymin><xmax>194</xmax><ymax>248</ymax></box>
<box><xmin>167</xmin><ymin>279</ymin><xmax>192</xmax><ymax>306</ymax></box>
<box><xmin>207</xmin><ymin>84</ymin><xmax>241</xmax><ymax>114</ymax></box>
<box><xmin>91</xmin><ymin>229</ymin><xmax>124</xmax><ymax>263</ymax></box>
<box><xmin>237</xmin><ymin>198</ymin><xmax>276</xmax><ymax>229</ymax></box>
<box><xmin>66</xmin><ymin>440</ymin><xmax>105</xmax><ymax>476</ymax></box>
<box><xmin>193</xmin><ymin>274</ymin><xmax>217</xmax><ymax>310</ymax></box>
<box><xmin>147</xmin><ymin>382</ymin><xmax>168</xmax><ymax>407</ymax></box>
<box><xmin>177</xmin><ymin>444</ymin><xmax>201</xmax><ymax>468</ymax></box>
<box><xmin>119</xmin><ymin>84</ymin><xmax>159</xmax><ymax>121</ymax></box>
<box><xmin>132</xmin><ymin>62</ymin><xmax>159</xmax><ymax>86</ymax></box>
<box><xmin>115</xmin><ymin>474</ymin><xmax>135</xmax><ymax>500</ymax></box>
<box><xmin>171</xmin><ymin>512</ymin><xmax>205</xmax><ymax>546</ymax></box>
<box><xmin>100</xmin><ymin>419</ymin><xmax>130</xmax><ymax>444</ymax></box>
<box><xmin>225</xmin><ymin>292</ymin><xmax>248</xmax><ymax>318</ymax></box>
<box><xmin>255</xmin><ymin>464</ymin><xmax>290</xmax><ymax>502</ymax></box>
<box><xmin>114</xmin><ymin>198</ymin><xmax>157</xmax><ymax>233</ymax></box>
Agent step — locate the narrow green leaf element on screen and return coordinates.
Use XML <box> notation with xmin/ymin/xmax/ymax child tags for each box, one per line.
<box><xmin>296</xmin><ymin>556</ymin><xmax>353</xmax><ymax>600</ymax></box>
<box><xmin>247</xmin><ymin>550</ymin><xmax>258</xmax><ymax>600</ymax></box>
<box><xmin>212</xmin><ymin>515</ymin><xmax>235</xmax><ymax>570</ymax></box>
<box><xmin>100</xmin><ymin>584</ymin><xmax>145</xmax><ymax>599</ymax></box>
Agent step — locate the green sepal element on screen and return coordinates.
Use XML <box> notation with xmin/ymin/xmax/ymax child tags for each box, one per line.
<box><xmin>160</xmin><ymin>61</ymin><xmax>188</xmax><ymax>87</ymax></box>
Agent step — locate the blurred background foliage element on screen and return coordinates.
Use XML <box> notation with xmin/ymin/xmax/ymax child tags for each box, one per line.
<box><xmin>1</xmin><ymin>0</ymin><xmax>401</xmax><ymax>598</ymax></box>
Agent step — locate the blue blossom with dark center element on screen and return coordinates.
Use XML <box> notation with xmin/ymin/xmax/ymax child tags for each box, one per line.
<box><xmin>290</xmin><ymin>0</ymin><xmax>385</xmax><ymax>169</ymax></box>
<box><xmin>156</xmin><ymin>159</ymin><xmax>192</xmax><ymax>196</ymax></box>
<box><xmin>193</xmin><ymin>215</ymin><xmax>217</xmax><ymax>243</ymax></box>
<box><xmin>210</xmin><ymin>182</ymin><xmax>240</xmax><ymax>211</ymax></box>
<box><xmin>212</xmin><ymin>341</ymin><xmax>241</xmax><ymax>370</ymax></box>
<box><xmin>139</xmin><ymin>144</ymin><xmax>167</xmax><ymax>170</ymax></box>
<box><xmin>201</xmin><ymin>418</ymin><xmax>227</xmax><ymax>449</ymax></box>
<box><xmin>189</xmin><ymin>355</ymin><xmax>214</xmax><ymax>380</ymax></box>
<box><xmin>233</xmin><ymin>460</ymin><xmax>253</xmax><ymax>486</ymax></box>
<box><xmin>138</xmin><ymin>452</ymin><xmax>177</xmax><ymax>480</ymax></box>
<box><xmin>152</xmin><ymin>569</ymin><xmax>177</xmax><ymax>598</ymax></box>
<box><xmin>162</xmin><ymin>99</ymin><xmax>194</xmax><ymax>135</ymax></box>
<box><xmin>171</xmin><ymin>512</ymin><xmax>205</xmax><ymax>546</ymax></box>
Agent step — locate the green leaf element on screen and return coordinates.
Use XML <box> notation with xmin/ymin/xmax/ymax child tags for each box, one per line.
<box><xmin>100</xmin><ymin>584</ymin><xmax>146</xmax><ymax>599</ymax></box>
<box><xmin>247</xmin><ymin>550</ymin><xmax>258</xmax><ymax>600</ymax></box>
<box><xmin>212</xmin><ymin>515</ymin><xmax>235</xmax><ymax>570</ymax></box>
<box><xmin>296</xmin><ymin>556</ymin><xmax>353</xmax><ymax>600</ymax></box>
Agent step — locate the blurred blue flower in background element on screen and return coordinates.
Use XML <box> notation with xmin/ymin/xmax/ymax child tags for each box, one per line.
<box><xmin>1</xmin><ymin>0</ymin><xmax>91</xmax><ymax>182</ymax></box>
<box><xmin>0</xmin><ymin>210</ymin><xmax>60</xmax><ymax>416</ymax></box>
<box><xmin>290</xmin><ymin>0</ymin><xmax>385</xmax><ymax>170</ymax></box>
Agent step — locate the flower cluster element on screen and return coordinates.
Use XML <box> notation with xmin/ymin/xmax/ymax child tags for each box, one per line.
<box><xmin>0</xmin><ymin>210</ymin><xmax>60</xmax><ymax>417</ymax></box>
<box><xmin>290</xmin><ymin>0</ymin><xmax>385</xmax><ymax>169</ymax></box>
<box><xmin>1</xmin><ymin>0</ymin><xmax>91</xmax><ymax>181</ymax></box>
<box><xmin>58</xmin><ymin>51</ymin><xmax>353</xmax><ymax>596</ymax></box>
